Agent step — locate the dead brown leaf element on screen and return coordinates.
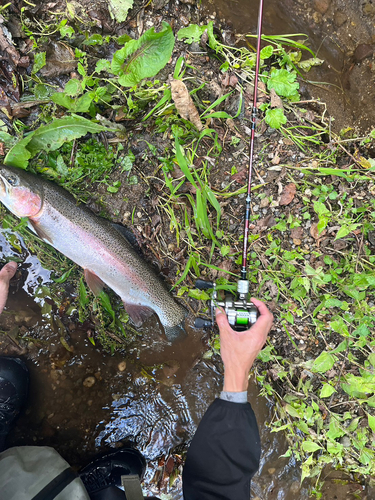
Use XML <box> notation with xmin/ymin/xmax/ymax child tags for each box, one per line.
<box><xmin>270</xmin><ymin>88</ymin><xmax>283</xmax><ymax>109</ymax></box>
<box><xmin>279</xmin><ymin>183</ymin><xmax>296</xmax><ymax>205</ymax></box>
<box><xmin>291</xmin><ymin>227</ymin><xmax>303</xmax><ymax>239</ymax></box>
<box><xmin>310</xmin><ymin>222</ymin><xmax>326</xmax><ymax>240</ymax></box>
<box><xmin>231</xmin><ymin>167</ymin><xmax>247</xmax><ymax>184</ymax></box>
<box><xmin>170</xmin><ymin>79</ymin><xmax>203</xmax><ymax>131</ymax></box>
<box><xmin>221</xmin><ymin>73</ymin><xmax>238</xmax><ymax>88</ymax></box>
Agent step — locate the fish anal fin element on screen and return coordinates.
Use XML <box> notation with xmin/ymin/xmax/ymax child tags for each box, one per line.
<box><xmin>84</xmin><ymin>269</ymin><xmax>105</xmax><ymax>296</ymax></box>
<box><xmin>123</xmin><ymin>302</ymin><xmax>154</xmax><ymax>328</ymax></box>
<box><xmin>29</xmin><ymin>220</ymin><xmax>53</xmax><ymax>244</ymax></box>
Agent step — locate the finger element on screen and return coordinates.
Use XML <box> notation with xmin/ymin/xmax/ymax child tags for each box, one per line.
<box><xmin>250</xmin><ymin>297</ymin><xmax>272</xmax><ymax>318</ymax></box>
<box><xmin>215</xmin><ymin>308</ymin><xmax>230</xmax><ymax>329</ymax></box>
<box><xmin>0</xmin><ymin>261</ymin><xmax>18</xmax><ymax>283</ymax></box>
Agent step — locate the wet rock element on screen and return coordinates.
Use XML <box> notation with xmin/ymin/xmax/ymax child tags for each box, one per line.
<box><xmin>314</xmin><ymin>0</ymin><xmax>330</xmax><ymax>14</ymax></box>
<box><xmin>83</xmin><ymin>376</ymin><xmax>96</xmax><ymax>388</ymax></box>
<box><xmin>118</xmin><ymin>361</ymin><xmax>127</xmax><ymax>372</ymax></box>
<box><xmin>153</xmin><ymin>0</ymin><xmax>169</xmax><ymax>9</ymax></box>
<box><xmin>290</xmin><ymin>481</ymin><xmax>301</xmax><ymax>493</ymax></box>
<box><xmin>353</xmin><ymin>44</ymin><xmax>374</xmax><ymax>63</ymax></box>
<box><xmin>162</xmin><ymin>360</ymin><xmax>180</xmax><ymax>378</ymax></box>
<box><xmin>363</xmin><ymin>1</ymin><xmax>375</xmax><ymax>16</ymax></box>
<box><xmin>333</xmin><ymin>10</ymin><xmax>347</xmax><ymax>27</ymax></box>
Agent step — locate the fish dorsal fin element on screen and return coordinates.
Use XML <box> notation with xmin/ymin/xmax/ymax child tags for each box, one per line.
<box><xmin>84</xmin><ymin>269</ymin><xmax>105</xmax><ymax>296</ymax></box>
<box><xmin>122</xmin><ymin>301</ymin><xmax>154</xmax><ymax>328</ymax></box>
<box><xmin>111</xmin><ymin>223</ymin><xmax>142</xmax><ymax>254</ymax></box>
<box><xmin>28</xmin><ymin>220</ymin><xmax>53</xmax><ymax>244</ymax></box>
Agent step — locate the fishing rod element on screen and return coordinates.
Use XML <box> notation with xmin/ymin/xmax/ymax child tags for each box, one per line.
<box><xmin>195</xmin><ymin>0</ymin><xmax>264</xmax><ymax>331</ymax></box>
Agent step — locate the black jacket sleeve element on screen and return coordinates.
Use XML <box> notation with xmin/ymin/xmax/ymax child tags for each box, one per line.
<box><xmin>182</xmin><ymin>398</ymin><xmax>260</xmax><ymax>500</ymax></box>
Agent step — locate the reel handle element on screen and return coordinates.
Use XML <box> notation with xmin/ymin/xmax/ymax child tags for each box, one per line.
<box><xmin>195</xmin><ymin>279</ymin><xmax>214</xmax><ymax>290</ymax></box>
<box><xmin>194</xmin><ymin>317</ymin><xmax>214</xmax><ymax>329</ymax></box>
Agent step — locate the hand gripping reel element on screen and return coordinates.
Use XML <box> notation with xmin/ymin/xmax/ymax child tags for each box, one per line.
<box><xmin>194</xmin><ymin>279</ymin><xmax>259</xmax><ymax>331</ymax></box>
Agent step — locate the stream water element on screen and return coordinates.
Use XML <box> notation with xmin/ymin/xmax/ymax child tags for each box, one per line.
<box><xmin>203</xmin><ymin>0</ymin><xmax>375</xmax><ymax>134</ymax></box>
<box><xmin>0</xmin><ymin>230</ymin><xmax>314</xmax><ymax>499</ymax></box>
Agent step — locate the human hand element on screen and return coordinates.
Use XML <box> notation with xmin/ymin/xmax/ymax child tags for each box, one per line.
<box><xmin>0</xmin><ymin>261</ymin><xmax>17</xmax><ymax>315</ymax></box>
<box><xmin>216</xmin><ymin>298</ymin><xmax>273</xmax><ymax>392</ymax></box>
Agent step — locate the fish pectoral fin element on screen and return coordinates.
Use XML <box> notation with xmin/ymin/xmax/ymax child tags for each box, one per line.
<box><xmin>28</xmin><ymin>220</ymin><xmax>53</xmax><ymax>244</ymax></box>
<box><xmin>84</xmin><ymin>269</ymin><xmax>105</xmax><ymax>296</ymax></box>
<box><xmin>122</xmin><ymin>302</ymin><xmax>154</xmax><ymax>328</ymax></box>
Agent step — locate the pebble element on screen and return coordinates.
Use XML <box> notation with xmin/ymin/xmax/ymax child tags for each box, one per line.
<box><xmin>334</xmin><ymin>10</ymin><xmax>347</xmax><ymax>27</ymax></box>
<box><xmin>83</xmin><ymin>376</ymin><xmax>96</xmax><ymax>388</ymax></box>
<box><xmin>253</xmin><ymin>205</ymin><xmax>259</xmax><ymax>212</ymax></box>
<box><xmin>314</xmin><ymin>0</ymin><xmax>330</xmax><ymax>14</ymax></box>
<box><xmin>118</xmin><ymin>361</ymin><xmax>127</xmax><ymax>372</ymax></box>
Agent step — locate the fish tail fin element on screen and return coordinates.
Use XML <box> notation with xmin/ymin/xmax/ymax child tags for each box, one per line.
<box><xmin>164</xmin><ymin>321</ymin><xmax>187</xmax><ymax>343</ymax></box>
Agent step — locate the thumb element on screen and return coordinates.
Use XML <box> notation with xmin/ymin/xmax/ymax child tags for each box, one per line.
<box><xmin>0</xmin><ymin>261</ymin><xmax>18</xmax><ymax>282</ymax></box>
<box><xmin>215</xmin><ymin>308</ymin><xmax>230</xmax><ymax>329</ymax></box>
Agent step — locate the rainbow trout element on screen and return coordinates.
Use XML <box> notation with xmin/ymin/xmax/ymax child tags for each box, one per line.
<box><xmin>0</xmin><ymin>165</ymin><xmax>186</xmax><ymax>341</ymax></box>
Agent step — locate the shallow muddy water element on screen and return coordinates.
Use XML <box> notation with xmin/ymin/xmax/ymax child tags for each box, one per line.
<box><xmin>0</xmin><ymin>230</ymin><xmax>317</xmax><ymax>499</ymax></box>
<box><xmin>204</xmin><ymin>0</ymin><xmax>375</xmax><ymax>133</ymax></box>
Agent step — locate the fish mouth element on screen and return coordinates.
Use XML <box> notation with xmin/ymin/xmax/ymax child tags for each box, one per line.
<box><xmin>0</xmin><ymin>171</ymin><xmax>10</xmax><ymax>198</ymax></box>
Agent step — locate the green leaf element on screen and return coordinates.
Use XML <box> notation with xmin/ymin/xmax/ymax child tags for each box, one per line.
<box><xmin>311</xmin><ymin>351</ymin><xmax>336</xmax><ymax>373</ymax></box>
<box><xmin>99</xmin><ymin>290</ymin><xmax>115</xmax><ymax>324</ymax></box>
<box><xmin>320</xmin><ymin>383</ymin><xmax>336</xmax><ymax>398</ymax></box>
<box><xmin>108</xmin><ymin>0</ymin><xmax>133</xmax><ymax>23</ymax></box>
<box><xmin>32</xmin><ymin>52</ymin><xmax>46</xmax><ymax>74</ymax></box>
<box><xmin>83</xmin><ymin>34</ymin><xmax>103</xmax><ymax>46</ymax></box>
<box><xmin>301</xmin><ymin>441</ymin><xmax>322</xmax><ymax>453</ymax></box>
<box><xmin>260</xmin><ymin>45</ymin><xmax>273</xmax><ymax>59</ymax></box>
<box><xmin>4</xmin><ymin>134</ymin><xmax>34</xmax><ymax>169</ymax></box>
<box><xmin>207</xmin><ymin>21</ymin><xmax>218</xmax><ymax>52</ymax></box>
<box><xmin>174</xmin><ymin>136</ymin><xmax>197</xmax><ymax>188</ymax></box>
<box><xmin>335</xmin><ymin>223</ymin><xmax>360</xmax><ymax>240</ymax></box>
<box><xmin>368</xmin><ymin>353</ymin><xmax>375</xmax><ymax>367</ymax></box>
<box><xmin>267</xmin><ymin>68</ymin><xmax>299</xmax><ymax>98</ymax></box>
<box><xmin>112</xmin><ymin>22</ymin><xmax>175</xmax><ymax>87</ymax></box>
<box><xmin>326</xmin><ymin>418</ymin><xmax>345</xmax><ymax>440</ymax></box>
<box><xmin>368</xmin><ymin>414</ymin><xmax>375</xmax><ymax>433</ymax></box>
<box><xmin>313</xmin><ymin>201</ymin><xmax>330</xmax><ymax>217</ymax></box>
<box><xmin>64</xmin><ymin>79</ymin><xmax>82</xmax><ymax>96</ymax></box>
<box><xmin>5</xmin><ymin>115</ymin><xmax>107</xmax><ymax>169</ymax></box>
<box><xmin>265</xmin><ymin>108</ymin><xmax>287</xmax><ymax>129</ymax></box>
<box><xmin>95</xmin><ymin>59</ymin><xmax>111</xmax><ymax>73</ymax></box>
<box><xmin>297</xmin><ymin>57</ymin><xmax>324</xmax><ymax>72</ymax></box>
<box><xmin>79</xmin><ymin>277</ymin><xmax>89</xmax><ymax>308</ymax></box>
<box><xmin>177</xmin><ymin>24</ymin><xmax>207</xmax><ymax>44</ymax></box>
<box><xmin>60</xmin><ymin>24</ymin><xmax>75</xmax><ymax>38</ymax></box>
<box><xmin>0</xmin><ymin>131</ymin><xmax>16</xmax><ymax>147</ymax></box>
<box><xmin>284</xmin><ymin>403</ymin><xmax>301</xmax><ymax>418</ymax></box>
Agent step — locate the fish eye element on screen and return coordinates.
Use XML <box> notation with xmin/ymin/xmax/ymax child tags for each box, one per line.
<box><xmin>6</xmin><ymin>175</ymin><xmax>18</xmax><ymax>186</ymax></box>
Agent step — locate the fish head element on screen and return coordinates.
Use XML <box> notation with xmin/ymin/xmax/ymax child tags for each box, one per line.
<box><xmin>0</xmin><ymin>165</ymin><xmax>43</xmax><ymax>218</ymax></box>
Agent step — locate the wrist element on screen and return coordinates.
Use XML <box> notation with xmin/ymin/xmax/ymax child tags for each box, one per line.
<box><xmin>223</xmin><ymin>369</ymin><xmax>249</xmax><ymax>392</ymax></box>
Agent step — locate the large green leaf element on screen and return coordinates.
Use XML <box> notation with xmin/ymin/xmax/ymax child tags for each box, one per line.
<box><xmin>301</xmin><ymin>441</ymin><xmax>322</xmax><ymax>453</ymax></box>
<box><xmin>311</xmin><ymin>351</ymin><xmax>336</xmax><ymax>373</ymax></box>
<box><xmin>267</xmin><ymin>68</ymin><xmax>299</xmax><ymax>98</ymax></box>
<box><xmin>111</xmin><ymin>22</ymin><xmax>175</xmax><ymax>87</ymax></box>
<box><xmin>5</xmin><ymin>115</ymin><xmax>107</xmax><ymax>169</ymax></box>
<box><xmin>265</xmin><ymin>108</ymin><xmax>287</xmax><ymax>129</ymax></box>
<box><xmin>108</xmin><ymin>0</ymin><xmax>133</xmax><ymax>23</ymax></box>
